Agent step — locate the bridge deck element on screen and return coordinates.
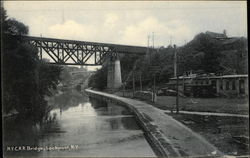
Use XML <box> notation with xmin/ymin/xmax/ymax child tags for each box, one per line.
<box><xmin>12</xmin><ymin>34</ymin><xmax>153</xmax><ymax>65</ymax></box>
<box><xmin>23</xmin><ymin>35</ymin><xmax>148</xmax><ymax>54</ymax></box>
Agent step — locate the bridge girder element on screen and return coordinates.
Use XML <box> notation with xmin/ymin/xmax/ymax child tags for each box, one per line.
<box><xmin>22</xmin><ymin>36</ymin><xmax>148</xmax><ymax>66</ymax></box>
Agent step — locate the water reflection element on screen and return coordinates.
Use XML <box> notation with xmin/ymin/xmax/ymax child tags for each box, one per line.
<box><xmin>48</xmin><ymin>90</ymin><xmax>88</xmax><ymax>112</ymax></box>
<box><xmin>3</xmin><ymin>118</ymin><xmax>40</xmax><ymax>156</ymax></box>
<box><xmin>4</xmin><ymin>91</ymin><xmax>155</xmax><ymax>157</ymax></box>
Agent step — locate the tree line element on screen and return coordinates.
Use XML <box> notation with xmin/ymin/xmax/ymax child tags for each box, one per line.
<box><xmin>1</xmin><ymin>6</ymin><xmax>62</xmax><ymax>123</ymax></box>
<box><xmin>88</xmin><ymin>31</ymin><xmax>247</xmax><ymax>91</ymax></box>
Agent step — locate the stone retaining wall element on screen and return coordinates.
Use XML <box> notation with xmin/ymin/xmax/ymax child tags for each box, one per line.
<box><xmin>86</xmin><ymin>89</ymin><xmax>180</xmax><ymax>157</ymax></box>
<box><xmin>85</xmin><ymin>89</ymin><xmax>223</xmax><ymax>157</ymax></box>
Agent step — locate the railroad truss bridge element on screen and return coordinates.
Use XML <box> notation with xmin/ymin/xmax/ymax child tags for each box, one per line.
<box><xmin>20</xmin><ymin>35</ymin><xmax>152</xmax><ymax>90</ymax></box>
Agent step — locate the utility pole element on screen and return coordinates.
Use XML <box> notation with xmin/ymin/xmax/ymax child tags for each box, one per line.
<box><xmin>153</xmin><ymin>74</ymin><xmax>156</xmax><ymax>102</ymax></box>
<box><xmin>174</xmin><ymin>44</ymin><xmax>177</xmax><ymax>77</ymax></box>
<box><xmin>174</xmin><ymin>44</ymin><xmax>179</xmax><ymax>114</ymax></box>
<box><xmin>183</xmin><ymin>72</ymin><xmax>185</xmax><ymax>94</ymax></box>
<box><xmin>147</xmin><ymin>35</ymin><xmax>151</xmax><ymax>63</ymax></box>
<box><xmin>148</xmin><ymin>35</ymin><xmax>150</xmax><ymax>48</ymax></box>
<box><xmin>170</xmin><ymin>36</ymin><xmax>172</xmax><ymax>46</ymax></box>
<box><xmin>39</xmin><ymin>34</ymin><xmax>44</xmax><ymax>59</ymax></box>
<box><xmin>140</xmin><ymin>73</ymin><xmax>142</xmax><ymax>91</ymax></box>
<box><xmin>123</xmin><ymin>83</ymin><xmax>125</xmax><ymax>97</ymax></box>
<box><xmin>132</xmin><ymin>71</ymin><xmax>135</xmax><ymax>97</ymax></box>
<box><xmin>152</xmin><ymin>32</ymin><xmax>155</xmax><ymax>49</ymax></box>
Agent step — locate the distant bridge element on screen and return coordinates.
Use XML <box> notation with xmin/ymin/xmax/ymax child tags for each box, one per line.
<box><xmin>22</xmin><ymin>36</ymin><xmax>148</xmax><ymax>66</ymax></box>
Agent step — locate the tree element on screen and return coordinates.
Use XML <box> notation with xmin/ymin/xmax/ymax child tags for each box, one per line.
<box><xmin>60</xmin><ymin>66</ymin><xmax>73</xmax><ymax>86</ymax></box>
<box><xmin>87</xmin><ymin>31</ymin><xmax>247</xmax><ymax>91</ymax></box>
<box><xmin>88</xmin><ymin>66</ymin><xmax>107</xmax><ymax>90</ymax></box>
<box><xmin>2</xmin><ymin>6</ymin><xmax>62</xmax><ymax>122</ymax></box>
<box><xmin>2</xmin><ymin>6</ymin><xmax>35</xmax><ymax>114</ymax></box>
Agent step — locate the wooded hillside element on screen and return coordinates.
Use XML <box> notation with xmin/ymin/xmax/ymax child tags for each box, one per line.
<box><xmin>88</xmin><ymin>31</ymin><xmax>248</xmax><ymax>90</ymax></box>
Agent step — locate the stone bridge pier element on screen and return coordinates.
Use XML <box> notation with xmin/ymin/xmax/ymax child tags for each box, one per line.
<box><xmin>107</xmin><ymin>55</ymin><xmax>122</xmax><ymax>90</ymax></box>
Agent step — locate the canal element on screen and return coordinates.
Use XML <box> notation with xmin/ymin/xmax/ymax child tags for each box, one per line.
<box><xmin>3</xmin><ymin>91</ymin><xmax>156</xmax><ymax>157</ymax></box>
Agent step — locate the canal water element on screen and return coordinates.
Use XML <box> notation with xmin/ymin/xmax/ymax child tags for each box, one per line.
<box><xmin>3</xmin><ymin>91</ymin><xmax>155</xmax><ymax>157</ymax></box>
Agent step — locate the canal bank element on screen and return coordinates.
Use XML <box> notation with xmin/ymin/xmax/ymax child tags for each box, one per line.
<box><xmin>85</xmin><ymin>89</ymin><xmax>223</xmax><ymax>157</ymax></box>
<box><xmin>4</xmin><ymin>90</ymin><xmax>155</xmax><ymax>157</ymax></box>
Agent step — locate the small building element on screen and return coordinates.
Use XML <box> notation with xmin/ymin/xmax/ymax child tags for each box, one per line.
<box><xmin>166</xmin><ymin>73</ymin><xmax>248</xmax><ymax>97</ymax></box>
<box><xmin>205</xmin><ymin>30</ymin><xmax>227</xmax><ymax>39</ymax></box>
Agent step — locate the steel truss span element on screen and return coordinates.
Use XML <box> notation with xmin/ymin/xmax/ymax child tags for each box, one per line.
<box><xmin>22</xmin><ymin>36</ymin><xmax>147</xmax><ymax>66</ymax></box>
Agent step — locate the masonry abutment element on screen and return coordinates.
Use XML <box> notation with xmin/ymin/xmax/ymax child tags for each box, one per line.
<box><xmin>107</xmin><ymin>56</ymin><xmax>122</xmax><ymax>90</ymax></box>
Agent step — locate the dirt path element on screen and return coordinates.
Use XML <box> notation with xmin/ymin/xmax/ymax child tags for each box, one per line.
<box><xmin>86</xmin><ymin>89</ymin><xmax>223</xmax><ymax>157</ymax></box>
<box><xmin>163</xmin><ymin>110</ymin><xmax>248</xmax><ymax>118</ymax></box>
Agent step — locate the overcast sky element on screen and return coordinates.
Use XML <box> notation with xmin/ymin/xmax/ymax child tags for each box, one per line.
<box><xmin>4</xmin><ymin>1</ymin><xmax>247</xmax><ymax>47</ymax></box>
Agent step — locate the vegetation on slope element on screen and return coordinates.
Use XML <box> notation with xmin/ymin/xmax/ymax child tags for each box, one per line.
<box><xmin>2</xmin><ymin>6</ymin><xmax>62</xmax><ymax>123</ymax></box>
<box><xmin>88</xmin><ymin>32</ymin><xmax>247</xmax><ymax>90</ymax></box>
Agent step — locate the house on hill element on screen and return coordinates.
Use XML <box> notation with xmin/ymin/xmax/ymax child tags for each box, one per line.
<box><xmin>205</xmin><ymin>30</ymin><xmax>227</xmax><ymax>39</ymax></box>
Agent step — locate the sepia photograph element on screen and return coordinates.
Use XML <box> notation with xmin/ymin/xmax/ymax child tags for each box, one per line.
<box><xmin>1</xmin><ymin>1</ymin><xmax>249</xmax><ymax>157</ymax></box>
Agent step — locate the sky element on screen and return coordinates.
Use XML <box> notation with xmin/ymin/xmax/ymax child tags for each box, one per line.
<box><xmin>3</xmin><ymin>1</ymin><xmax>247</xmax><ymax>70</ymax></box>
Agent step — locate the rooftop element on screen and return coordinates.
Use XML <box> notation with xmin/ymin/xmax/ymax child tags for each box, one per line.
<box><xmin>205</xmin><ymin>31</ymin><xmax>227</xmax><ymax>39</ymax></box>
<box><xmin>170</xmin><ymin>74</ymin><xmax>248</xmax><ymax>80</ymax></box>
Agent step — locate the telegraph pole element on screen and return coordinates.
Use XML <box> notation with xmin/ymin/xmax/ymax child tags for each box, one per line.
<box><xmin>170</xmin><ymin>36</ymin><xmax>172</xmax><ymax>46</ymax></box>
<box><xmin>174</xmin><ymin>45</ymin><xmax>179</xmax><ymax>114</ymax></box>
<box><xmin>123</xmin><ymin>83</ymin><xmax>125</xmax><ymax>97</ymax></box>
<box><xmin>147</xmin><ymin>35</ymin><xmax>151</xmax><ymax>63</ymax></box>
<box><xmin>152</xmin><ymin>32</ymin><xmax>155</xmax><ymax>48</ymax></box>
<box><xmin>153</xmin><ymin>74</ymin><xmax>156</xmax><ymax>102</ymax></box>
<box><xmin>140</xmin><ymin>73</ymin><xmax>142</xmax><ymax>91</ymax></box>
<box><xmin>174</xmin><ymin>45</ymin><xmax>177</xmax><ymax>77</ymax></box>
<box><xmin>132</xmin><ymin>71</ymin><xmax>135</xmax><ymax>97</ymax></box>
<box><xmin>147</xmin><ymin>35</ymin><xmax>150</xmax><ymax>51</ymax></box>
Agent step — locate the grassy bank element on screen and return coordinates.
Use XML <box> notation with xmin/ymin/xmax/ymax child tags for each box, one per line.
<box><xmin>169</xmin><ymin>113</ymin><xmax>249</xmax><ymax>156</ymax></box>
<box><xmin>115</xmin><ymin>90</ymin><xmax>248</xmax><ymax>114</ymax></box>
<box><xmin>155</xmin><ymin>96</ymin><xmax>248</xmax><ymax>114</ymax></box>
<box><xmin>115</xmin><ymin>90</ymin><xmax>249</xmax><ymax>155</ymax></box>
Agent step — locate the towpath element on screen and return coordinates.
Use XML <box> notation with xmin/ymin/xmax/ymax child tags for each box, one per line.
<box><xmin>85</xmin><ymin>89</ymin><xmax>224</xmax><ymax>157</ymax></box>
<box><xmin>164</xmin><ymin>110</ymin><xmax>248</xmax><ymax>118</ymax></box>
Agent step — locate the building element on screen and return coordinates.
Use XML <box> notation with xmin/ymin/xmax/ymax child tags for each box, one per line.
<box><xmin>166</xmin><ymin>73</ymin><xmax>248</xmax><ymax>97</ymax></box>
<box><xmin>205</xmin><ymin>30</ymin><xmax>227</xmax><ymax>39</ymax></box>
